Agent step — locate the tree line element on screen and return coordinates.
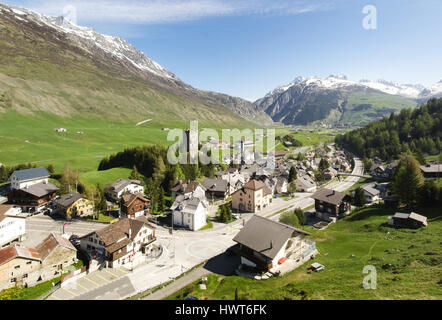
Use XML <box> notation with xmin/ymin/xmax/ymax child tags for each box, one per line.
<box><xmin>335</xmin><ymin>98</ymin><xmax>442</xmax><ymax>161</ymax></box>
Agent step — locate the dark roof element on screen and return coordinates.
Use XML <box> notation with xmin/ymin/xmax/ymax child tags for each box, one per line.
<box><xmin>311</xmin><ymin>188</ymin><xmax>347</xmax><ymax>205</ymax></box>
<box><xmin>202</xmin><ymin>179</ymin><xmax>228</xmax><ymax>193</ymax></box>
<box><xmin>55</xmin><ymin>192</ymin><xmax>83</xmax><ymax>208</ymax></box>
<box><xmin>233</xmin><ymin>215</ymin><xmax>311</xmax><ymax>260</ymax></box>
<box><xmin>121</xmin><ymin>193</ymin><xmax>149</xmax><ymax>207</ymax></box>
<box><xmin>10</xmin><ymin>167</ymin><xmax>49</xmax><ymax>182</ymax></box>
<box><xmin>35</xmin><ymin>233</ymin><xmax>76</xmax><ymax>261</ymax></box>
<box><xmin>19</xmin><ymin>182</ymin><xmax>59</xmax><ymax>198</ymax></box>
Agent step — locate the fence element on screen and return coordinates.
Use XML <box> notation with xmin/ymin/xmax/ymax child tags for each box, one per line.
<box><xmin>61</xmin><ymin>266</ymin><xmax>87</xmax><ymax>288</ymax></box>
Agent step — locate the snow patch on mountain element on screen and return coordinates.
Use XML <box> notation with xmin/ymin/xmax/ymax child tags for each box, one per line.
<box><xmin>265</xmin><ymin>75</ymin><xmax>441</xmax><ymax>100</ymax></box>
<box><xmin>2</xmin><ymin>4</ymin><xmax>177</xmax><ymax>81</ymax></box>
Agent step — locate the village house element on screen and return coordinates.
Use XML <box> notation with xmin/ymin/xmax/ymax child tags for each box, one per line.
<box><xmin>79</xmin><ymin>217</ymin><xmax>156</xmax><ymax>269</ymax></box>
<box><xmin>202</xmin><ymin>179</ymin><xmax>229</xmax><ymax>200</ymax></box>
<box><xmin>0</xmin><ymin>205</ymin><xmax>26</xmax><ymax>248</ymax></box>
<box><xmin>105</xmin><ymin>179</ymin><xmax>144</xmax><ymax>202</ymax></box>
<box><xmin>171</xmin><ymin>180</ymin><xmax>206</xmax><ymax>200</ymax></box>
<box><xmin>171</xmin><ymin>196</ymin><xmax>208</xmax><ymax>231</ymax></box>
<box><xmin>323</xmin><ymin>167</ymin><xmax>338</xmax><ymax>180</ymax></box>
<box><xmin>369</xmin><ymin>164</ymin><xmax>388</xmax><ymax>179</ymax></box>
<box><xmin>231</xmin><ymin>215</ymin><xmax>316</xmax><ymax>273</ymax></box>
<box><xmin>54</xmin><ymin>192</ymin><xmax>94</xmax><ymax>220</ymax></box>
<box><xmin>120</xmin><ymin>193</ymin><xmax>150</xmax><ymax>219</ymax></box>
<box><xmin>8</xmin><ymin>182</ymin><xmax>59</xmax><ymax>214</ymax></box>
<box><xmin>388</xmin><ymin>212</ymin><xmax>428</xmax><ymax>228</ymax></box>
<box><xmin>420</xmin><ymin>163</ymin><xmax>442</xmax><ymax>179</ymax></box>
<box><xmin>0</xmin><ymin>233</ymin><xmax>77</xmax><ymax>291</ymax></box>
<box><xmin>231</xmin><ymin>180</ymin><xmax>273</xmax><ymax>213</ymax></box>
<box><xmin>358</xmin><ymin>184</ymin><xmax>382</xmax><ymax>203</ymax></box>
<box><xmin>274</xmin><ymin>150</ymin><xmax>287</xmax><ymax>160</ymax></box>
<box><xmin>295</xmin><ymin>175</ymin><xmax>317</xmax><ymax>193</ymax></box>
<box><xmin>9</xmin><ymin>167</ymin><xmax>50</xmax><ymax>190</ymax></box>
<box><xmin>311</xmin><ymin>188</ymin><xmax>351</xmax><ymax>221</ymax></box>
<box><xmin>216</xmin><ymin>168</ymin><xmax>246</xmax><ymax>194</ymax></box>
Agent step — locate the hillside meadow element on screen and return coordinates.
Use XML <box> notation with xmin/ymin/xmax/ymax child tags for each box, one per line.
<box><xmin>166</xmin><ymin>205</ymin><xmax>442</xmax><ymax>300</ymax></box>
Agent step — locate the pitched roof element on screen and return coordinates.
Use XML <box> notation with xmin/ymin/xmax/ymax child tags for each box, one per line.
<box><xmin>233</xmin><ymin>215</ymin><xmax>310</xmax><ymax>260</ymax></box>
<box><xmin>35</xmin><ymin>233</ymin><xmax>77</xmax><ymax>261</ymax></box>
<box><xmin>393</xmin><ymin>212</ymin><xmax>428</xmax><ymax>225</ymax></box>
<box><xmin>296</xmin><ymin>175</ymin><xmax>316</xmax><ymax>189</ymax></box>
<box><xmin>361</xmin><ymin>184</ymin><xmax>381</xmax><ymax>196</ymax></box>
<box><xmin>0</xmin><ymin>244</ymin><xmax>41</xmax><ymax>266</ymax></box>
<box><xmin>85</xmin><ymin>218</ymin><xmax>154</xmax><ymax>248</ymax></box>
<box><xmin>311</xmin><ymin>188</ymin><xmax>347</xmax><ymax>205</ymax></box>
<box><xmin>19</xmin><ymin>182</ymin><xmax>59</xmax><ymax>197</ymax></box>
<box><xmin>420</xmin><ymin>164</ymin><xmax>442</xmax><ymax>173</ymax></box>
<box><xmin>243</xmin><ymin>180</ymin><xmax>266</xmax><ymax>191</ymax></box>
<box><xmin>0</xmin><ymin>204</ymin><xmax>14</xmax><ymax>216</ymax></box>
<box><xmin>55</xmin><ymin>192</ymin><xmax>83</xmax><ymax>208</ymax></box>
<box><xmin>202</xmin><ymin>179</ymin><xmax>228</xmax><ymax>193</ymax></box>
<box><xmin>10</xmin><ymin>167</ymin><xmax>49</xmax><ymax>182</ymax></box>
<box><xmin>121</xmin><ymin>192</ymin><xmax>149</xmax><ymax>207</ymax></box>
<box><xmin>109</xmin><ymin>179</ymin><xmax>142</xmax><ymax>193</ymax></box>
<box><xmin>171</xmin><ymin>180</ymin><xmax>204</xmax><ymax>193</ymax></box>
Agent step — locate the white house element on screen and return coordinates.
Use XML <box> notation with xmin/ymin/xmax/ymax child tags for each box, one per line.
<box><xmin>0</xmin><ymin>205</ymin><xmax>26</xmax><ymax>248</ymax></box>
<box><xmin>171</xmin><ymin>196</ymin><xmax>208</xmax><ymax>231</ymax></box>
<box><xmin>360</xmin><ymin>184</ymin><xmax>381</xmax><ymax>203</ymax></box>
<box><xmin>9</xmin><ymin>167</ymin><xmax>50</xmax><ymax>190</ymax></box>
<box><xmin>105</xmin><ymin>179</ymin><xmax>144</xmax><ymax>202</ymax></box>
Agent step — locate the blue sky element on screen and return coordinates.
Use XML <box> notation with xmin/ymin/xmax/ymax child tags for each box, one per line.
<box><xmin>3</xmin><ymin>0</ymin><xmax>442</xmax><ymax>101</ymax></box>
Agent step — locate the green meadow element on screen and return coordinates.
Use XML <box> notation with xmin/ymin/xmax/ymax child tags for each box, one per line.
<box><xmin>0</xmin><ymin>111</ymin><xmax>339</xmax><ymax>186</ymax></box>
<box><xmin>167</xmin><ymin>205</ymin><xmax>442</xmax><ymax>300</ymax></box>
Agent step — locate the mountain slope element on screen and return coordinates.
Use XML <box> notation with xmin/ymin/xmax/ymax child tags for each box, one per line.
<box><xmin>0</xmin><ymin>4</ymin><xmax>270</xmax><ymax>126</ymax></box>
<box><xmin>255</xmin><ymin>75</ymin><xmax>440</xmax><ymax>126</ymax></box>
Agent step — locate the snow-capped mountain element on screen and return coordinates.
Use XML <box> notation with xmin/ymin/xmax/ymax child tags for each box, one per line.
<box><xmin>263</xmin><ymin>75</ymin><xmax>440</xmax><ymax>100</ymax></box>
<box><xmin>0</xmin><ymin>3</ymin><xmax>272</xmax><ymax>125</ymax></box>
<box><xmin>0</xmin><ymin>5</ymin><xmax>177</xmax><ymax>80</ymax></box>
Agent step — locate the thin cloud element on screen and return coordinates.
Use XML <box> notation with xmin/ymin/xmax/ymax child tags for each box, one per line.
<box><xmin>9</xmin><ymin>0</ymin><xmax>333</xmax><ymax>24</ymax></box>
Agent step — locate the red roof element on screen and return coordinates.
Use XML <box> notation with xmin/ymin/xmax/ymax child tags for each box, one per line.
<box><xmin>0</xmin><ymin>244</ymin><xmax>41</xmax><ymax>266</ymax></box>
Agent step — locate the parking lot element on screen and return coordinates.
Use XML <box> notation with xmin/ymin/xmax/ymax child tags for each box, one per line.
<box><xmin>47</xmin><ymin>267</ymin><xmax>131</xmax><ymax>300</ymax></box>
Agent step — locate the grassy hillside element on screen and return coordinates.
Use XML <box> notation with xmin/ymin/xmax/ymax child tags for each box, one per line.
<box><xmin>0</xmin><ymin>8</ymin><xmax>254</xmax><ymax>125</ymax></box>
<box><xmin>167</xmin><ymin>205</ymin><xmax>442</xmax><ymax>300</ymax></box>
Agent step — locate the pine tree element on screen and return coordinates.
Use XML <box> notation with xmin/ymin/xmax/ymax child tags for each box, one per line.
<box><xmin>392</xmin><ymin>154</ymin><xmax>425</xmax><ymax>209</ymax></box>
<box><xmin>353</xmin><ymin>188</ymin><xmax>367</xmax><ymax>207</ymax></box>
<box><xmin>288</xmin><ymin>166</ymin><xmax>297</xmax><ymax>182</ymax></box>
<box><xmin>130</xmin><ymin>165</ymin><xmax>139</xmax><ymax>180</ymax></box>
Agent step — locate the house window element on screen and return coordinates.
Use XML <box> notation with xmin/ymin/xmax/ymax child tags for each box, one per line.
<box><xmin>14</xmin><ymin>265</ymin><xmax>20</xmax><ymax>269</ymax></box>
<box><xmin>10</xmin><ymin>278</ymin><xmax>16</xmax><ymax>283</ymax></box>
<box><xmin>27</xmin><ymin>261</ymin><xmax>32</xmax><ymax>265</ymax></box>
<box><xmin>23</xmin><ymin>274</ymin><xmax>28</xmax><ymax>278</ymax></box>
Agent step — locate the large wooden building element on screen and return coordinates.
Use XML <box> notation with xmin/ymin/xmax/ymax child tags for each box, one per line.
<box><xmin>8</xmin><ymin>182</ymin><xmax>59</xmax><ymax>213</ymax></box>
<box><xmin>311</xmin><ymin>188</ymin><xmax>350</xmax><ymax>220</ymax></box>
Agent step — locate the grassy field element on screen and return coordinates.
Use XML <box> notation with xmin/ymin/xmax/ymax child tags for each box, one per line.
<box><xmin>0</xmin><ymin>276</ymin><xmax>62</xmax><ymax>300</ymax></box>
<box><xmin>79</xmin><ymin>168</ymin><xmax>134</xmax><ymax>187</ymax></box>
<box><xmin>0</xmin><ymin>111</ymin><xmax>339</xmax><ymax>186</ymax></box>
<box><xmin>166</xmin><ymin>205</ymin><xmax>442</xmax><ymax>300</ymax></box>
